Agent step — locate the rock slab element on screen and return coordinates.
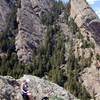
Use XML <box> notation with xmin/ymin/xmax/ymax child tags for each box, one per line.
<box><xmin>0</xmin><ymin>75</ymin><xmax>78</xmax><ymax>100</ymax></box>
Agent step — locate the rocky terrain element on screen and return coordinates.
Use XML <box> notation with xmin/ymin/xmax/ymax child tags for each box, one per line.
<box><xmin>0</xmin><ymin>0</ymin><xmax>52</xmax><ymax>63</ymax></box>
<box><xmin>16</xmin><ymin>0</ymin><xmax>52</xmax><ymax>63</ymax></box>
<box><xmin>70</xmin><ymin>0</ymin><xmax>100</xmax><ymax>46</ymax></box>
<box><xmin>0</xmin><ymin>0</ymin><xmax>14</xmax><ymax>32</ymax></box>
<box><xmin>69</xmin><ymin>0</ymin><xmax>100</xmax><ymax>99</ymax></box>
<box><xmin>0</xmin><ymin>0</ymin><xmax>100</xmax><ymax>100</ymax></box>
<box><xmin>0</xmin><ymin>75</ymin><xmax>77</xmax><ymax>100</ymax></box>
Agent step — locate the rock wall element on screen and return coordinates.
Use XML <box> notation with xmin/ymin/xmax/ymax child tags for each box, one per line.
<box><xmin>15</xmin><ymin>0</ymin><xmax>52</xmax><ymax>63</ymax></box>
<box><xmin>70</xmin><ymin>0</ymin><xmax>97</xmax><ymax>28</ymax></box>
<box><xmin>70</xmin><ymin>0</ymin><xmax>100</xmax><ymax>45</ymax></box>
<box><xmin>0</xmin><ymin>0</ymin><xmax>12</xmax><ymax>32</ymax></box>
<box><xmin>69</xmin><ymin>0</ymin><xmax>100</xmax><ymax>99</ymax></box>
<box><xmin>0</xmin><ymin>75</ymin><xmax>77</xmax><ymax>100</ymax></box>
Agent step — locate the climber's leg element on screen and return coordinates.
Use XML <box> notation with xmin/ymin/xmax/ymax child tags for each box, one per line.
<box><xmin>22</xmin><ymin>93</ymin><xmax>29</xmax><ymax>100</ymax></box>
<box><xmin>27</xmin><ymin>92</ymin><xmax>33</xmax><ymax>100</ymax></box>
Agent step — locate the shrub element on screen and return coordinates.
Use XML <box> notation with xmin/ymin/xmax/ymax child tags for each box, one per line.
<box><xmin>50</xmin><ymin>95</ymin><xmax>64</xmax><ymax>100</ymax></box>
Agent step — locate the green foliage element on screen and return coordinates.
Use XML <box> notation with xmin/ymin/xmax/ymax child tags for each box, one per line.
<box><xmin>77</xmin><ymin>32</ymin><xmax>84</xmax><ymax>39</ymax></box>
<box><xmin>41</xmin><ymin>0</ymin><xmax>65</xmax><ymax>25</ymax></box>
<box><xmin>0</xmin><ymin>4</ymin><xmax>27</xmax><ymax>79</ymax></box>
<box><xmin>64</xmin><ymin>17</ymin><xmax>91</xmax><ymax>99</ymax></box>
<box><xmin>64</xmin><ymin>10</ymin><xmax>69</xmax><ymax>23</ymax></box>
<box><xmin>48</xmin><ymin>67</ymin><xmax>65</xmax><ymax>86</ymax></box>
<box><xmin>96</xmin><ymin>54</ymin><xmax>100</xmax><ymax>61</ymax></box>
<box><xmin>50</xmin><ymin>95</ymin><xmax>64</xmax><ymax>100</ymax></box>
<box><xmin>0</xmin><ymin>4</ymin><xmax>17</xmax><ymax>52</ymax></box>
<box><xmin>65</xmin><ymin>44</ymin><xmax>91</xmax><ymax>100</ymax></box>
<box><xmin>0</xmin><ymin>1</ymin><xmax>92</xmax><ymax>100</ymax></box>
<box><xmin>81</xmin><ymin>40</ymin><xmax>95</xmax><ymax>49</ymax></box>
<box><xmin>68</xmin><ymin>18</ymin><xmax>79</xmax><ymax>34</ymax></box>
<box><xmin>64</xmin><ymin>71</ymin><xmax>91</xmax><ymax>100</ymax></box>
<box><xmin>32</xmin><ymin>25</ymin><xmax>66</xmax><ymax>86</ymax></box>
<box><xmin>52</xmin><ymin>0</ymin><xmax>65</xmax><ymax>15</ymax></box>
<box><xmin>0</xmin><ymin>51</ymin><xmax>34</xmax><ymax>78</ymax></box>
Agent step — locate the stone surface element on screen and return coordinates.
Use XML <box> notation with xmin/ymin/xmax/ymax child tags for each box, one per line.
<box><xmin>70</xmin><ymin>0</ymin><xmax>100</xmax><ymax>46</ymax></box>
<box><xmin>0</xmin><ymin>0</ymin><xmax>100</xmax><ymax>99</ymax></box>
<box><xmin>15</xmin><ymin>0</ymin><xmax>52</xmax><ymax>63</ymax></box>
<box><xmin>58</xmin><ymin>12</ymin><xmax>73</xmax><ymax>63</ymax></box>
<box><xmin>88</xmin><ymin>19</ymin><xmax>100</xmax><ymax>45</ymax></box>
<box><xmin>70</xmin><ymin>0</ymin><xmax>97</xmax><ymax>28</ymax></box>
<box><xmin>69</xmin><ymin>1</ymin><xmax>100</xmax><ymax>99</ymax></box>
<box><xmin>0</xmin><ymin>0</ymin><xmax>12</xmax><ymax>32</ymax></box>
<box><xmin>80</xmin><ymin>62</ymin><xmax>100</xmax><ymax>100</ymax></box>
<box><xmin>0</xmin><ymin>75</ymin><xmax>77</xmax><ymax>100</ymax></box>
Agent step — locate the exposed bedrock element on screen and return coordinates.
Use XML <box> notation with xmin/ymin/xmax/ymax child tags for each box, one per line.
<box><xmin>0</xmin><ymin>75</ymin><xmax>77</xmax><ymax>100</ymax></box>
<box><xmin>0</xmin><ymin>0</ymin><xmax>13</xmax><ymax>32</ymax></box>
<box><xmin>70</xmin><ymin>0</ymin><xmax>100</xmax><ymax>45</ymax></box>
<box><xmin>15</xmin><ymin>0</ymin><xmax>52</xmax><ymax>63</ymax></box>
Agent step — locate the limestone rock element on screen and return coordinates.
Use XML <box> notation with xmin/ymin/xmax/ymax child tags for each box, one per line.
<box><xmin>0</xmin><ymin>75</ymin><xmax>77</xmax><ymax>100</ymax></box>
<box><xmin>15</xmin><ymin>0</ymin><xmax>52</xmax><ymax>64</ymax></box>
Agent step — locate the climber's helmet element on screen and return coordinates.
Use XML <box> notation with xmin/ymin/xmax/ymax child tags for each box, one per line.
<box><xmin>26</xmin><ymin>79</ymin><xmax>30</xmax><ymax>83</ymax></box>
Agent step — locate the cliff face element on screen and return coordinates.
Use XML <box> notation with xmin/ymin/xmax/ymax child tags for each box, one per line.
<box><xmin>0</xmin><ymin>0</ymin><xmax>52</xmax><ymax>63</ymax></box>
<box><xmin>70</xmin><ymin>0</ymin><xmax>97</xmax><ymax>28</ymax></box>
<box><xmin>0</xmin><ymin>0</ymin><xmax>13</xmax><ymax>32</ymax></box>
<box><xmin>69</xmin><ymin>0</ymin><xmax>100</xmax><ymax>99</ymax></box>
<box><xmin>0</xmin><ymin>75</ymin><xmax>77</xmax><ymax>100</ymax></box>
<box><xmin>70</xmin><ymin>0</ymin><xmax>100</xmax><ymax>45</ymax></box>
<box><xmin>0</xmin><ymin>0</ymin><xmax>100</xmax><ymax>99</ymax></box>
<box><xmin>16</xmin><ymin>0</ymin><xmax>52</xmax><ymax>63</ymax></box>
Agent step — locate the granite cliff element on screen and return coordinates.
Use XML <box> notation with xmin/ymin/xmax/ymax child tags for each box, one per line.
<box><xmin>16</xmin><ymin>0</ymin><xmax>52</xmax><ymax>63</ymax></box>
<box><xmin>69</xmin><ymin>0</ymin><xmax>100</xmax><ymax>99</ymax></box>
<box><xmin>0</xmin><ymin>0</ymin><xmax>100</xmax><ymax>100</ymax></box>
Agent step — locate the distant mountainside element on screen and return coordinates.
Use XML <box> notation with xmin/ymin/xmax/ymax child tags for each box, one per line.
<box><xmin>0</xmin><ymin>0</ymin><xmax>100</xmax><ymax>99</ymax></box>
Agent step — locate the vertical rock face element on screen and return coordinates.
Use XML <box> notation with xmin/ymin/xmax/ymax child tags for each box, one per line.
<box><xmin>70</xmin><ymin>0</ymin><xmax>97</xmax><ymax>28</ymax></box>
<box><xmin>15</xmin><ymin>0</ymin><xmax>52</xmax><ymax>63</ymax></box>
<box><xmin>70</xmin><ymin>0</ymin><xmax>100</xmax><ymax>45</ymax></box>
<box><xmin>69</xmin><ymin>0</ymin><xmax>100</xmax><ymax>99</ymax></box>
<box><xmin>88</xmin><ymin>19</ymin><xmax>100</xmax><ymax>45</ymax></box>
<box><xmin>0</xmin><ymin>0</ymin><xmax>12</xmax><ymax>32</ymax></box>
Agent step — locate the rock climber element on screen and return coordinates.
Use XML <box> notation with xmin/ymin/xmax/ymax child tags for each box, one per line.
<box><xmin>21</xmin><ymin>79</ymin><xmax>33</xmax><ymax>100</ymax></box>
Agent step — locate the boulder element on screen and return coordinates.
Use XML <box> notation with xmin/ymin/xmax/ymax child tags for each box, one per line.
<box><xmin>0</xmin><ymin>75</ymin><xmax>77</xmax><ymax>100</ymax></box>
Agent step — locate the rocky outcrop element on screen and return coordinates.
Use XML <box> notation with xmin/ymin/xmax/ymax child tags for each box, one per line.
<box><xmin>80</xmin><ymin>64</ymin><xmax>100</xmax><ymax>100</ymax></box>
<box><xmin>69</xmin><ymin>0</ymin><xmax>100</xmax><ymax>99</ymax></box>
<box><xmin>15</xmin><ymin>0</ymin><xmax>52</xmax><ymax>63</ymax></box>
<box><xmin>58</xmin><ymin>12</ymin><xmax>73</xmax><ymax>63</ymax></box>
<box><xmin>70</xmin><ymin>0</ymin><xmax>97</xmax><ymax>28</ymax></box>
<box><xmin>0</xmin><ymin>75</ymin><xmax>77</xmax><ymax>100</ymax></box>
<box><xmin>0</xmin><ymin>0</ymin><xmax>12</xmax><ymax>32</ymax></box>
<box><xmin>88</xmin><ymin>19</ymin><xmax>100</xmax><ymax>45</ymax></box>
<box><xmin>70</xmin><ymin>0</ymin><xmax>100</xmax><ymax>45</ymax></box>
